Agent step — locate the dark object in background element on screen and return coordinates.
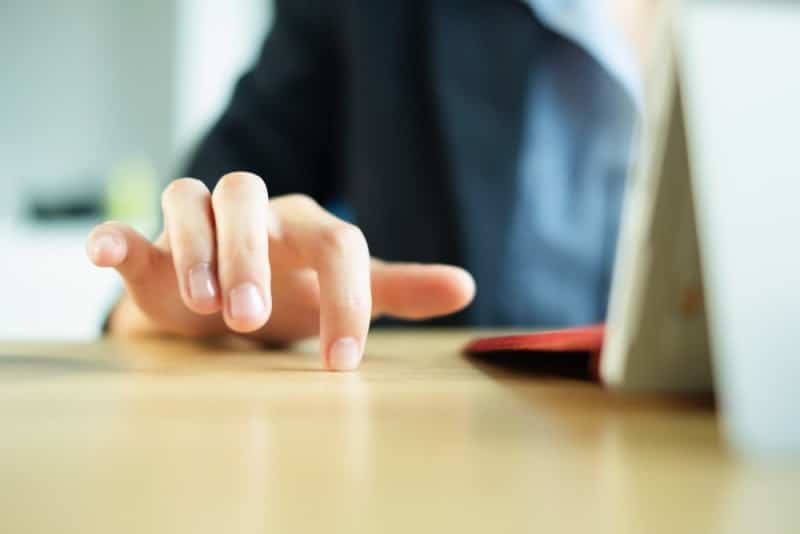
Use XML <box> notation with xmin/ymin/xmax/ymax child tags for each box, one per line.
<box><xmin>25</xmin><ymin>175</ymin><xmax>103</xmax><ymax>221</ymax></box>
<box><xmin>28</xmin><ymin>197</ymin><xmax>102</xmax><ymax>220</ymax></box>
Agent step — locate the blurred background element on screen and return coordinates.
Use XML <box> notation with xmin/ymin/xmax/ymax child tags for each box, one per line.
<box><xmin>1</xmin><ymin>0</ymin><xmax>798</xmax><ymax>346</ymax></box>
<box><xmin>0</xmin><ymin>0</ymin><xmax>272</xmax><ymax>339</ymax></box>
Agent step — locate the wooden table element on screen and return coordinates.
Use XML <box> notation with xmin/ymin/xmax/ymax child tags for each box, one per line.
<box><xmin>1</xmin><ymin>330</ymin><xmax>797</xmax><ymax>533</ymax></box>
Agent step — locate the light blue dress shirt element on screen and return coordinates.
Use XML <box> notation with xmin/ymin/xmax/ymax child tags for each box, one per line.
<box><xmin>509</xmin><ymin>0</ymin><xmax>641</xmax><ymax>325</ymax></box>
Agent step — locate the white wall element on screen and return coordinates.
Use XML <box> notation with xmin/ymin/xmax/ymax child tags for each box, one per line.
<box><xmin>0</xmin><ymin>1</ymin><xmax>273</xmax><ymax>339</ymax></box>
<box><xmin>174</xmin><ymin>0</ymin><xmax>272</xmax><ymax>164</ymax></box>
<box><xmin>0</xmin><ymin>1</ymin><xmax>177</xmax><ymax>213</ymax></box>
<box><xmin>0</xmin><ymin>0</ymin><xmax>272</xmax><ymax>212</ymax></box>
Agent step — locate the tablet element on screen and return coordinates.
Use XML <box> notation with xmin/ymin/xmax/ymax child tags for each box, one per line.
<box><xmin>600</xmin><ymin>8</ymin><xmax>711</xmax><ymax>392</ymax></box>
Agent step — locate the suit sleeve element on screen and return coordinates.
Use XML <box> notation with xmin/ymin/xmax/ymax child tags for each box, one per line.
<box><xmin>184</xmin><ymin>0</ymin><xmax>341</xmax><ymax>202</ymax></box>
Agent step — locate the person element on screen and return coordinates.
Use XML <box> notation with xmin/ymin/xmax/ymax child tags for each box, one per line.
<box><xmin>86</xmin><ymin>1</ymin><xmax>660</xmax><ymax>371</ymax></box>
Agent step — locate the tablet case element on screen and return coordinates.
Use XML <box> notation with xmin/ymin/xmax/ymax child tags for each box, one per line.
<box><xmin>463</xmin><ymin>325</ymin><xmax>606</xmax><ymax>382</ymax></box>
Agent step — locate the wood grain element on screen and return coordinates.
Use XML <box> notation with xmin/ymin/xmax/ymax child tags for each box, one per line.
<box><xmin>0</xmin><ymin>330</ymin><xmax>796</xmax><ymax>533</ymax></box>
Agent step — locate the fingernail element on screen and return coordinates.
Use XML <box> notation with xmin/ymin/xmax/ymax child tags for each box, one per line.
<box><xmin>91</xmin><ymin>233</ymin><xmax>121</xmax><ymax>261</ymax></box>
<box><xmin>188</xmin><ymin>263</ymin><xmax>218</xmax><ymax>301</ymax></box>
<box><xmin>328</xmin><ymin>337</ymin><xmax>362</xmax><ymax>371</ymax></box>
<box><xmin>228</xmin><ymin>283</ymin><xmax>266</xmax><ymax>321</ymax></box>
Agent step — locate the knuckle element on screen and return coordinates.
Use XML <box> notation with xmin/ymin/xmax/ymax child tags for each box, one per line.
<box><xmin>125</xmin><ymin>244</ymin><xmax>160</xmax><ymax>286</ymax></box>
<box><xmin>317</xmin><ymin>223</ymin><xmax>368</xmax><ymax>257</ymax></box>
<box><xmin>238</xmin><ymin>231</ymin><xmax>263</xmax><ymax>256</ymax></box>
<box><xmin>171</xmin><ymin>230</ymin><xmax>202</xmax><ymax>258</ymax></box>
<box><xmin>213</xmin><ymin>171</ymin><xmax>267</xmax><ymax>200</ymax></box>
<box><xmin>339</xmin><ymin>289</ymin><xmax>372</xmax><ymax>313</ymax></box>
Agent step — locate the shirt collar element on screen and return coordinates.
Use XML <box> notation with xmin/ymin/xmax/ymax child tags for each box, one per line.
<box><xmin>519</xmin><ymin>0</ymin><xmax>643</xmax><ymax>112</ymax></box>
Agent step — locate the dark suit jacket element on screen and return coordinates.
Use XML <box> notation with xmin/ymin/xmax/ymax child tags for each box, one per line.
<box><xmin>186</xmin><ymin>0</ymin><xmax>560</xmax><ymax>327</ymax></box>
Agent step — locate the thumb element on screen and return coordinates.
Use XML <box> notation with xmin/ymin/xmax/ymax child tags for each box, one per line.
<box><xmin>370</xmin><ymin>261</ymin><xmax>476</xmax><ymax>320</ymax></box>
<box><xmin>86</xmin><ymin>221</ymin><xmax>169</xmax><ymax>288</ymax></box>
<box><xmin>87</xmin><ymin>221</ymin><xmax>227</xmax><ymax>337</ymax></box>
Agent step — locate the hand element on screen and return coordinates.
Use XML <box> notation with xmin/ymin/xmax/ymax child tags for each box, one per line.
<box><xmin>86</xmin><ymin>172</ymin><xmax>475</xmax><ymax>371</ymax></box>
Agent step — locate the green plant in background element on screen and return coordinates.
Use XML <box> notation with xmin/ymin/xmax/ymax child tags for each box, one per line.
<box><xmin>104</xmin><ymin>158</ymin><xmax>160</xmax><ymax>237</ymax></box>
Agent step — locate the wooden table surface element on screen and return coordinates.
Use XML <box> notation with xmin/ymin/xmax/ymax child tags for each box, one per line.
<box><xmin>0</xmin><ymin>330</ymin><xmax>797</xmax><ymax>533</ymax></box>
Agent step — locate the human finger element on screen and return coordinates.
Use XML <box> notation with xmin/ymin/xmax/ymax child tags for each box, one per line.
<box><xmin>211</xmin><ymin>172</ymin><xmax>272</xmax><ymax>333</ymax></box>
<box><xmin>161</xmin><ymin>178</ymin><xmax>221</xmax><ymax>314</ymax></box>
